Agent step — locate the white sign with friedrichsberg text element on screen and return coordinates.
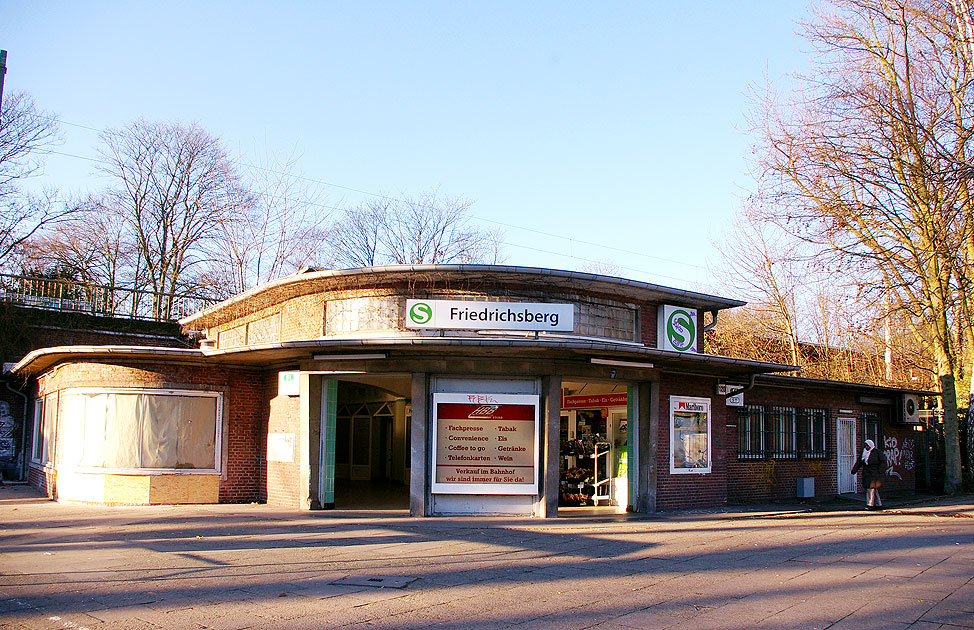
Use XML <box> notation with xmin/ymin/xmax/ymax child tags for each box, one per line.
<box><xmin>406</xmin><ymin>299</ymin><xmax>574</xmax><ymax>332</ymax></box>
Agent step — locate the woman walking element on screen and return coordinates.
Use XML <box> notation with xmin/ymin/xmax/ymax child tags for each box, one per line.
<box><xmin>851</xmin><ymin>439</ymin><xmax>883</xmax><ymax>510</ymax></box>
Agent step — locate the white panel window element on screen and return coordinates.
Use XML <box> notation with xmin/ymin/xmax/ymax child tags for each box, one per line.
<box><xmin>58</xmin><ymin>389</ymin><xmax>221</xmax><ymax>472</ymax></box>
<box><xmin>326</xmin><ymin>297</ymin><xmax>400</xmax><ymax>334</ymax></box>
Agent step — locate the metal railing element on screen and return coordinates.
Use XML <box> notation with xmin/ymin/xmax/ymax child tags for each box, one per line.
<box><xmin>0</xmin><ymin>273</ymin><xmax>220</xmax><ymax>322</ymax></box>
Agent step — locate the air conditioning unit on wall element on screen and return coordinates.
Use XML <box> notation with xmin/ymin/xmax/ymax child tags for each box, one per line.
<box><xmin>902</xmin><ymin>394</ymin><xmax>920</xmax><ymax>424</ymax></box>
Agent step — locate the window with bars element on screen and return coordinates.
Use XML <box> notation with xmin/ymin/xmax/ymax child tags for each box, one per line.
<box><xmin>739</xmin><ymin>405</ymin><xmax>765</xmax><ymax>459</ymax></box>
<box><xmin>767</xmin><ymin>406</ymin><xmax>797</xmax><ymax>458</ymax></box>
<box><xmin>798</xmin><ymin>408</ymin><xmax>828</xmax><ymax>458</ymax></box>
<box><xmin>738</xmin><ymin>405</ymin><xmax>829</xmax><ymax>460</ymax></box>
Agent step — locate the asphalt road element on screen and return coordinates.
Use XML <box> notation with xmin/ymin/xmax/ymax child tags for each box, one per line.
<box><xmin>1</xmin><ymin>485</ymin><xmax>972</xmax><ymax>630</ymax></box>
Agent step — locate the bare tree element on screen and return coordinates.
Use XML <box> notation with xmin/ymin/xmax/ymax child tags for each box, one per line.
<box><xmin>326</xmin><ymin>192</ymin><xmax>502</xmax><ymax>268</ymax></box>
<box><xmin>579</xmin><ymin>259</ymin><xmax>622</xmax><ymax>277</ymax></box>
<box><xmin>206</xmin><ymin>150</ymin><xmax>330</xmax><ymax>296</ymax></box>
<box><xmin>0</xmin><ymin>92</ymin><xmax>71</xmax><ymax>270</ymax></box>
<box><xmin>20</xmin><ymin>197</ymin><xmax>135</xmax><ymax>290</ymax></box>
<box><xmin>751</xmin><ymin>0</ymin><xmax>973</xmax><ymax>492</ymax></box>
<box><xmin>97</xmin><ymin>120</ymin><xmax>243</xmax><ymax>317</ymax></box>
<box><xmin>326</xmin><ymin>199</ymin><xmax>388</xmax><ymax>269</ymax></box>
<box><xmin>714</xmin><ymin>210</ymin><xmax>808</xmax><ymax>367</ymax></box>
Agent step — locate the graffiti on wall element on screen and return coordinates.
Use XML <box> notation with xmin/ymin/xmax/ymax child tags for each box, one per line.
<box><xmin>0</xmin><ymin>401</ymin><xmax>16</xmax><ymax>460</ymax></box>
<box><xmin>744</xmin><ymin>460</ymin><xmax>778</xmax><ymax>494</ymax></box>
<box><xmin>884</xmin><ymin>436</ymin><xmax>915</xmax><ymax>480</ymax></box>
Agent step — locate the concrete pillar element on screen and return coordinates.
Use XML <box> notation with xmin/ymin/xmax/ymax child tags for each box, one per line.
<box><xmin>298</xmin><ymin>372</ymin><xmax>320</xmax><ymax>510</ymax></box>
<box><xmin>409</xmin><ymin>372</ymin><xmax>429</xmax><ymax>517</ymax></box>
<box><xmin>536</xmin><ymin>375</ymin><xmax>561</xmax><ymax>518</ymax></box>
<box><xmin>635</xmin><ymin>380</ymin><xmax>658</xmax><ymax>513</ymax></box>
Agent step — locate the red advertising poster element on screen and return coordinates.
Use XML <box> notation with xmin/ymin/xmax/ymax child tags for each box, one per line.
<box><xmin>432</xmin><ymin>393</ymin><xmax>539</xmax><ymax>495</ymax></box>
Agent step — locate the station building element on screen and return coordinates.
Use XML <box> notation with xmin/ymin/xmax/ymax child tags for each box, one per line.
<box><xmin>12</xmin><ymin>265</ymin><xmax>924</xmax><ymax>515</ymax></box>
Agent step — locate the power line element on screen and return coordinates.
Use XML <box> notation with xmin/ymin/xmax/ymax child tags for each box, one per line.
<box><xmin>35</xmin><ymin>116</ymin><xmax>711</xmax><ymax>281</ymax></box>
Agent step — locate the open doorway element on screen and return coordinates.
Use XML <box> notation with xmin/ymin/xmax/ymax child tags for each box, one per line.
<box><xmin>559</xmin><ymin>380</ymin><xmax>630</xmax><ymax>513</ymax></box>
<box><xmin>332</xmin><ymin>377</ymin><xmax>411</xmax><ymax>509</ymax></box>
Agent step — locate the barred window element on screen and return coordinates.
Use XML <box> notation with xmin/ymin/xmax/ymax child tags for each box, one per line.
<box><xmin>738</xmin><ymin>405</ymin><xmax>764</xmax><ymax>459</ymax></box>
<box><xmin>799</xmin><ymin>408</ymin><xmax>828</xmax><ymax>458</ymax></box>
<box><xmin>740</xmin><ymin>405</ymin><xmax>826</xmax><ymax>460</ymax></box>
<box><xmin>768</xmin><ymin>406</ymin><xmax>797</xmax><ymax>458</ymax></box>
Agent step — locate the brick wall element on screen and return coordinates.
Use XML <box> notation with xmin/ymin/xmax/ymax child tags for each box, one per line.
<box><xmin>724</xmin><ymin>383</ymin><xmax>915</xmax><ymax>504</ymax></box>
<box><xmin>0</xmin><ymin>304</ymin><xmax>186</xmax><ymax>365</ymax></box>
<box><xmin>656</xmin><ymin>374</ymin><xmax>729</xmax><ymax>510</ymax></box>
<box><xmin>654</xmin><ymin>376</ymin><xmax>918</xmax><ymax>509</ymax></box>
<box><xmin>639</xmin><ymin>303</ymin><xmax>658</xmax><ymax>348</ymax></box>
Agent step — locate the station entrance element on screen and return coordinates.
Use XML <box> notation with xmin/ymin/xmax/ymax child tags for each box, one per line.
<box><xmin>559</xmin><ymin>381</ymin><xmax>630</xmax><ymax>512</ymax></box>
<box><xmin>332</xmin><ymin>377</ymin><xmax>411</xmax><ymax>510</ymax></box>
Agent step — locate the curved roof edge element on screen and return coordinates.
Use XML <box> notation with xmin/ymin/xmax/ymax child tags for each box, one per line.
<box><xmin>179</xmin><ymin>264</ymin><xmax>747</xmax><ymax>328</ymax></box>
<box><xmin>8</xmin><ymin>338</ymin><xmax>795</xmax><ymax>380</ymax></box>
<box><xmin>10</xmin><ymin>346</ymin><xmax>207</xmax><ymax>377</ymax></box>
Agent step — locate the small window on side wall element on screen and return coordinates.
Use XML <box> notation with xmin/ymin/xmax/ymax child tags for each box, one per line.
<box><xmin>31</xmin><ymin>399</ymin><xmax>43</xmax><ymax>463</ymax></box>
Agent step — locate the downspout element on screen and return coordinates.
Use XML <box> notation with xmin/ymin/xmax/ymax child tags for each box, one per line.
<box><xmin>5</xmin><ymin>378</ymin><xmax>28</xmax><ymax>482</ymax></box>
<box><xmin>703</xmin><ymin>309</ymin><xmax>719</xmax><ymax>332</ymax></box>
<box><xmin>725</xmin><ymin>373</ymin><xmax>757</xmax><ymax>399</ymax></box>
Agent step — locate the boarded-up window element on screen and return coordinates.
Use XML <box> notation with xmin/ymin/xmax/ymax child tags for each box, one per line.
<box><xmin>57</xmin><ymin>390</ymin><xmax>220</xmax><ymax>471</ymax></box>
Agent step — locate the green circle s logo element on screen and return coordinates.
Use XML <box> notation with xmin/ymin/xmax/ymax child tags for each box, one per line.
<box><xmin>409</xmin><ymin>301</ymin><xmax>433</xmax><ymax>325</ymax></box>
<box><xmin>666</xmin><ymin>309</ymin><xmax>696</xmax><ymax>352</ymax></box>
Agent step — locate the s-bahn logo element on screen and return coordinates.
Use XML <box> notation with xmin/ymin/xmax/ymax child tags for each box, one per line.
<box><xmin>660</xmin><ymin>305</ymin><xmax>698</xmax><ymax>353</ymax></box>
<box><xmin>408</xmin><ymin>301</ymin><xmax>433</xmax><ymax>325</ymax></box>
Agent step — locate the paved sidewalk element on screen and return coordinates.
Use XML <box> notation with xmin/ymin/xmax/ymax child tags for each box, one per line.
<box><xmin>1</xmin><ymin>485</ymin><xmax>972</xmax><ymax>630</ymax></box>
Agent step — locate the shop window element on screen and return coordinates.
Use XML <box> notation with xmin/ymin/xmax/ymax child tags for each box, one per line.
<box><xmin>739</xmin><ymin>405</ymin><xmax>825</xmax><ymax>460</ymax></box>
<box><xmin>669</xmin><ymin>396</ymin><xmax>711</xmax><ymax>474</ymax></box>
<box><xmin>798</xmin><ymin>408</ymin><xmax>828</xmax><ymax>458</ymax></box>
<box><xmin>57</xmin><ymin>389</ymin><xmax>221</xmax><ymax>471</ymax></box>
<box><xmin>738</xmin><ymin>405</ymin><xmax>765</xmax><ymax>459</ymax></box>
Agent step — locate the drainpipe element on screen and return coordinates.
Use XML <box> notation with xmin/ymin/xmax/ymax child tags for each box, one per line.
<box><xmin>724</xmin><ymin>373</ymin><xmax>757</xmax><ymax>399</ymax></box>
<box><xmin>702</xmin><ymin>309</ymin><xmax>719</xmax><ymax>332</ymax></box>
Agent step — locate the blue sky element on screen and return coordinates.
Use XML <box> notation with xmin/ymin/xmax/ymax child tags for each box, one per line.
<box><xmin>1</xmin><ymin>1</ymin><xmax>810</xmax><ymax>294</ymax></box>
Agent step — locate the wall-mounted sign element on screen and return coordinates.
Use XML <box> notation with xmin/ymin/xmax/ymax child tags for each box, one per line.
<box><xmin>267</xmin><ymin>432</ymin><xmax>295</xmax><ymax>463</ymax></box>
<box><xmin>562</xmin><ymin>393</ymin><xmax>628</xmax><ymax>409</ymax></box>
<box><xmin>406</xmin><ymin>299</ymin><xmax>574</xmax><ymax>332</ymax></box>
<box><xmin>431</xmin><ymin>393</ymin><xmax>539</xmax><ymax>495</ymax></box>
<box><xmin>716</xmin><ymin>384</ymin><xmax>744</xmax><ymax>407</ymax></box>
<box><xmin>658</xmin><ymin>305</ymin><xmax>698</xmax><ymax>353</ymax></box>
<box><xmin>278</xmin><ymin>371</ymin><xmax>300</xmax><ymax>396</ymax></box>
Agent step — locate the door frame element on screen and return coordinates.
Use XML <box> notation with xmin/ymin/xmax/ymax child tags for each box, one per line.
<box><xmin>837</xmin><ymin>416</ymin><xmax>857</xmax><ymax>494</ymax></box>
